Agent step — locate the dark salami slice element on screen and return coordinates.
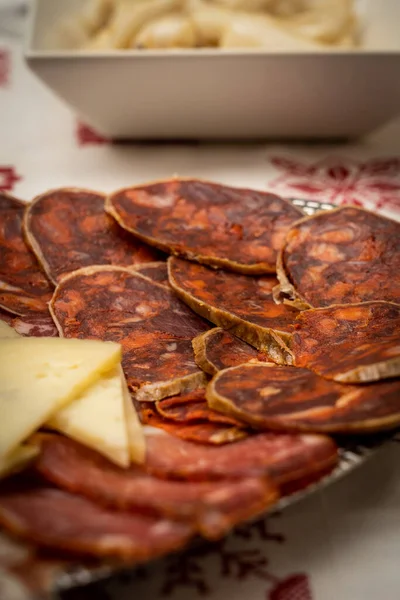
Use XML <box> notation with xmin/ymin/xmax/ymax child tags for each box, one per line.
<box><xmin>131</xmin><ymin>262</ymin><xmax>169</xmax><ymax>288</ymax></box>
<box><xmin>35</xmin><ymin>435</ymin><xmax>279</xmax><ymax>539</ymax></box>
<box><xmin>168</xmin><ymin>257</ymin><xmax>298</xmax><ymax>365</ymax></box>
<box><xmin>11</xmin><ymin>314</ymin><xmax>59</xmax><ymax>338</ymax></box>
<box><xmin>277</xmin><ymin>207</ymin><xmax>400</xmax><ymax>308</ymax></box>
<box><xmin>139</xmin><ymin>403</ymin><xmax>247</xmax><ymax>445</ymax></box>
<box><xmin>50</xmin><ymin>266</ymin><xmax>209</xmax><ymax>401</ymax></box>
<box><xmin>193</xmin><ymin>327</ymin><xmax>269</xmax><ymax>375</ymax></box>
<box><xmin>207</xmin><ymin>363</ymin><xmax>400</xmax><ymax>434</ymax></box>
<box><xmin>0</xmin><ymin>481</ymin><xmax>193</xmax><ymax>561</ymax></box>
<box><xmin>144</xmin><ymin>427</ymin><xmax>338</xmax><ymax>485</ymax></box>
<box><xmin>0</xmin><ymin>193</ymin><xmax>53</xmax><ymax>316</ymax></box>
<box><xmin>291</xmin><ymin>302</ymin><xmax>400</xmax><ymax>383</ymax></box>
<box><xmin>106</xmin><ymin>179</ymin><xmax>303</xmax><ymax>274</ymax></box>
<box><xmin>24</xmin><ymin>188</ymin><xmax>160</xmax><ymax>285</ymax></box>
<box><xmin>157</xmin><ymin>390</ymin><xmax>244</xmax><ymax>427</ymax></box>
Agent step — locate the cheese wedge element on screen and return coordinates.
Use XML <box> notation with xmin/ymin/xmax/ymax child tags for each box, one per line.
<box><xmin>0</xmin><ymin>445</ymin><xmax>39</xmax><ymax>480</ymax></box>
<box><xmin>49</xmin><ymin>365</ymin><xmax>130</xmax><ymax>468</ymax></box>
<box><xmin>121</xmin><ymin>368</ymin><xmax>146</xmax><ymax>464</ymax></box>
<box><xmin>0</xmin><ymin>321</ymin><xmax>20</xmax><ymax>339</ymax></box>
<box><xmin>0</xmin><ymin>337</ymin><xmax>121</xmax><ymax>459</ymax></box>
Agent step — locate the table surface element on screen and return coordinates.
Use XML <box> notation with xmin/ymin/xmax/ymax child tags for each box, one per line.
<box><xmin>1</xmin><ymin>6</ymin><xmax>400</xmax><ymax>600</ymax></box>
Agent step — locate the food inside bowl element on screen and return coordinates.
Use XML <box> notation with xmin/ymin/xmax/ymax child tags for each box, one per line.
<box><xmin>48</xmin><ymin>0</ymin><xmax>360</xmax><ymax>50</ymax></box>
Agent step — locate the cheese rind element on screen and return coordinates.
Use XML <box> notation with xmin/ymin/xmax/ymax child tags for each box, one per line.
<box><xmin>121</xmin><ymin>368</ymin><xmax>146</xmax><ymax>464</ymax></box>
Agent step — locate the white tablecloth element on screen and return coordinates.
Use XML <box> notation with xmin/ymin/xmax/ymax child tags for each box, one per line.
<box><xmin>1</xmin><ymin>8</ymin><xmax>400</xmax><ymax>600</ymax></box>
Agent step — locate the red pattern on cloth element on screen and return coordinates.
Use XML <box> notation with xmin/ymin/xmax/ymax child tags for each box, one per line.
<box><xmin>0</xmin><ymin>166</ymin><xmax>21</xmax><ymax>191</ymax></box>
<box><xmin>0</xmin><ymin>49</ymin><xmax>10</xmax><ymax>87</ymax></box>
<box><xmin>268</xmin><ymin>156</ymin><xmax>400</xmax><ymax>213</ymax></box>
<box><xmin>76</xmin><ymin>122</ymin><xmax>110</xmax><ymax>146</ymax></box>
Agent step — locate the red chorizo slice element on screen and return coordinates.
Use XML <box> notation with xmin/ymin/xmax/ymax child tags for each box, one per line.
<box><xmin>168</xmin><ymin>257</ymin><xmax>298</xmax><ymax>365</ymax></box>
<box><xmin>277</xmin><ymin>207</ymin><xmax>400</xmax><ymax>308</ymax></box>
<box><xmin>193</xmin><ymin>327</ymin><xmax>269</xmax><ymax>375</ymax></box>
<box><xmin>0</xmin><ymin>193</ymin><xmax>53</xmax><ymax>316</ymax></box>
<box><xmin>131</xmin><ymin>261</ymin><xmax>169</xmax><ymax>288</ymax></box>
<box><xmin>144</xmin><ymin>427</ymin><xmax>338</xmax><ymax>486</ymax></box>
<box><xmin>35</xmin><ymin>435</ymin><xmax>278</xmax><ymax>540</ymax></box>
<box><xmin>291</xmin><ymin>302</ymin><xmax>400</xmax><ymax>383</ymax></box>
<box><xmin>0</xmin><ymin>481</ymin><xmax>193</xmax><ymax>561</ymax></box>
<box><xmin>11</xmin><ymin>314</ymin><xmax>59</xmax><ymax>337</ymax></box>
<box><xmin>139</xmin><ymin>403</ymin><xmax>247</xmax><ymax>445</ymax></box>
<box><xmin>106</xmin><ymin>179</ymin><xmax>303</xmax><ymax>274</ymax></box>
<box><xmin>50</xmin><ymin>266</ymin><xmax>209</xmax><ymax>401</ymax></box>
<box><xmin>157</xmin><ymin>390</ymin><xmax>244</xmax><ymax>427</ymax></box>
<box><xmin>207</xmin><ymin>363</ymin><xmax>400</xmax><ymax>434</ymax></box>
<box><xmin>24</xmin><ymin>188</ymin><xmax>160</xmax><ymax>285</ymax></box>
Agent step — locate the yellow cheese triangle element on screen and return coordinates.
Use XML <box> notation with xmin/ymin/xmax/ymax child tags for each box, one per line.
<box><xmin>0</xmin><ymin>444</ymin><xmax>39</xmax><ymax>480</ymax></box>
<box><xmin>0</xmin><ymin>320</ymin><xmax>20</xmax><ymax>338</ymax></box>
<box><xmin>49</xmin><ymin>365</ymin><xmax>130</xmax><ymax>468</ymax></box>
<box><xmin>0</xmin><ymin>337</ymin><xmax>121</xmax><ymax>459</ymax></box>
<box><xmin>121</xmin><ymin>368</ymin><xmax>146</xmax><ymax>465</ymax></box>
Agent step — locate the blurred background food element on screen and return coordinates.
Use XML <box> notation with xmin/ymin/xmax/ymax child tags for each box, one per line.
<box><xmin>48</xmin><ymin>0</ymin><xmax>360</xmax><ymax>51</ymax></box>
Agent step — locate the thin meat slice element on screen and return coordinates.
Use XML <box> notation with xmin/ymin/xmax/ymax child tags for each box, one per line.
<box><xmin>50</xmin><ymin>266</ymin><xmax>209</xmax><ymax>401</ymax></box>
<box><xmin>277</xmin><ymin>207</ymin><xmax>400</xmax><ymax>308</ymax></box>
<box><xmin>291</xmin><ymin>302</ymin><xmax>400</xmax><ymax>383</ymax></box>
<box><xmin>207</xmin><ymin>362</ymin><xmax>400</xmax><ymax>434</ymax></box>
<box><xmin>157</xmin><ymin>390</ymin><xmax>244</xmax><ymax>427</ymax></box>
<box><xmin>35</xmin><ymin>435</ymin><xmax>279</xmax><ymax>539</ymax></box>
<box><xmin>139</xmin><ymin>403</ymin><xmax>247</xmax><ymax>445</ymax></box>
<box><xmin>144</xmin><ymin>427</ymin><xmax>338</xmax><ymax>486</ymax></box>
<box><xmin>11</xmin><ymin>314</ymin><xmax>58</xmax><ymax>337</ymax></box>
<box><xmin>193</xmin><ymin>328</ymin><xmax>269</xmax><ymax>375</ymax></box>
<box><xmin>0</xmin><ymin>193</ymin><xmax>53</xmax><ymax>316</ymax></box>
<box><xmin>24</xmin><ymin>188</ymin><xmax>160</xmax><ymax>285</ymax></box>
<box><xmin>131</xmin><ymin>262</ymin><xmax>169</xmax><ymax>288</ymax></box>
<box><xmin>168</xmin><ymin>257</ymin><xmax>298</xmax><ymax>365</ymax></box>
<box><xmin>106</xmin><ymin>179</ymin><xmax>303</xmax><ymax>274</ymax></box>
<box><xmin>0</xmin><ymin>481</ymin><xmax>193</xmax><ymax>561</ymax></box>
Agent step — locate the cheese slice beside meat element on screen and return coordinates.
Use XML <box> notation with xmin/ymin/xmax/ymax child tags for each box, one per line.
<box><xmin>121</xmin><ymin>368</ymin><xmax>146</xmax><ymax>464</ymax></box>
<box><xmin>0</xmin><ymin>320</ymin><xmax>20</xmax><ymax>338</ymax></box>
<box><xmin>0</xmin><ymin>444</ymin><xmax>39</xmax><ymax>479</ymax></box>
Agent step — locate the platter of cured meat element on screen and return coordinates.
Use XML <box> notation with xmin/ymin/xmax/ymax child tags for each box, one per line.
<box><xmin>0</xmin><ymin>184</ymin><xmax>399</xmax><ymax>599</ymax></box>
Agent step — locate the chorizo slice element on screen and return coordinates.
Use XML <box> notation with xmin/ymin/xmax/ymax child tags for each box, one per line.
<box><xmin>157</xmin><ymin>390</ymin><xmax>244</xmax><ymax>427</ymax></box>
<box><xmin>144</xmin><ymin>427</ymin><xmax>338</xmax><ymax>486</ymax></box>
<box><xmin>11</xmin><ymin>314</ymin><xmax>59</xmax><ymax>338</ymax></box>
<box><xmin>50</xmin><ymin>265</ymin><xmax>209</xmax><ymax>401</ymax></box>
<box><xmin>24</xmin><ymin>188</ymin><xmax>160</xmax><ymax>285</ymax></box>
<box><xmin>106</xmin><ymin>178</ymin><xmax>303</xmax><ymax>274</ymax></box>
<box><xmin>0</xmin><ymin>193</ymin><xmax>53</xmax><ymax>316</ymax></box>
<box><xmin>35</xmin><ymin>435</ymin><xmax>278</xmax><ymax>540</ymax></box>
<box><xmin>168</xmin><ymin>257</ymin><xmax>298</xmax><ymax>365</ymax></box>
<box><xmin>291</xmin><ymin>301</ymin><xmax>400</xmax><ymax>383</ymax></box>
<box><xmin>139</xmin><ymin>403</ymin><xmax>247</xmax><ymax>445</ymax></box>
<box><xmin>207</xmin><ymin>362</ymin><xmax>400</xmax><ymax>434</ymax></box>
<box><xmin>0</xmin><ymin>480</ymin><xmax>193</xmax><ymax>561</ymax></box>
<box><xmin>131</xmin><ymin>261</ymin><xmax>169</xmax><ymax>288</ymax></box>
<box><xmin>193</xmin><ymin>327</ymin><xmax>269</xmax><ymax>375</ymax></box>
<box><xmin>277</xmin><ymin>206</ymin><xmax>400</xmax><ymax>308</ymax></box>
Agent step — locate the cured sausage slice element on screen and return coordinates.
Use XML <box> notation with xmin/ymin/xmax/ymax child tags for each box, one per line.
<box><xmin>168</xmin><ymin>257</ymin><xmax>298</xmax><ymax>364</ymax></box>
<box><xmin>157</xmin><ymin>390</ymin><xmax>244</xmax><ymax>427</ymax></box>
<box><xmin>106</xmin><ymin>179</ymin><xmax>303</xmax><ymax>274</ymax></box>
<box><xmin>291</xmin><ymin>302</ymin><xmax>400</xmax><ymax>383</ymax></box>
<box><xmin>0</xmin><ymin>193</ymin><xmax>53</xmax><ymax>316</ymax></box>
<box><xmin>131</xmin><ymin>262</ymin><xmax>169</xmax><ymax>288</ymax></box>
<box><xmin>277</xmin><ymin>207</ymin><xmax>400</xmax><ymax>308</ymax></box>
<box><xmin>24</xmin><ymin>188</ymin><xmax>160</xmax><ymax>285</ymax></box>
<box><xmin>144</xmin><ymin>427</ymin><xmax>338</xmax><ymax>486</ymax></box>
<box><xmin>35</xmin><ymin>435</ymin><xmax>279</xmax><ymax>540</ymax></box>
<box><xmin>11</xmin><ymin>314</ymin><xmax>59</xmax><ymax>337</ymax></box>
<box><xmin>139</xmin><ymin>403</ymin><xmax>247</xmax><ymax>445</ymax></box>
<box><xmin>50</xmin><ymin>266</ymin><xmax>209</xmax><ymax>401</ymax></box>
<box><xmin>0</xmin><ymin>481</ymin><xmax>193</xmax><ymax>561</ymax></box>
<box><xmin>193</xmin><ymin>328</ymin><xmax>269</xmax><ymax>375</ymax></box>
<box><xmin>207</xmin><ymin>363</ymin><xmax>400</xmax><ymax>434</ymax></box>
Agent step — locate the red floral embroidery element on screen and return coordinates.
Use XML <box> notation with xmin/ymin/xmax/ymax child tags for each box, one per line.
<box><xmin>76</xmin><ymin>122</ymin><xmax>110</xmax><ymax>146</ymax></box>
<box><xmin>0</xmin><ymin>49</ymin><xmax>10</xmax><ymax>87</ymax></box>
<box><xmin>268</xmin><ymin>156</ymin><xmax>400</xmax><ymax>213</ymax></box>
<box><xmin>0</xmin><ymin>166</ymin><xmax>21</xmax><ymax>191</ymax></box>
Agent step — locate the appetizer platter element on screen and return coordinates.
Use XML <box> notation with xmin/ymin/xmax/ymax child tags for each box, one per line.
<box><xmin>0</xmin><ymin>183</ymin><xmax>399</xmax><ymax>599</ymax></box>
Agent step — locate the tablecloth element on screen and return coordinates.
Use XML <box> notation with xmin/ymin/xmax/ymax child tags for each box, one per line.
<box><xmin>1</xmin><ymin>5</ymin><xmax>400</xmax><ymax>600</ymax></box>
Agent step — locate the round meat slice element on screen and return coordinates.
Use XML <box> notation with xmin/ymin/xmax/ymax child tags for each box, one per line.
<box><xmin>207</xmin><ymin>363</ymin><xmax>400</xmax><ymax>434</ymax></box>
<box><xmin>157</xmin><ymin>390</ymin><xmax>244</xmax><ymax>427</ymax></box>
<box><xmin>193</xmin><ymin>328</ymin><xmax>269</xmax><ymax>375</ymax></box>
<box><xmin>277</xmin><ymin>207</ymin><xmax>400</xmax><ymax>308</ymax></box>
<box><xmin>24</xmin><ymin>188</ymin><xmax>160</xmax><ymax>285</ymax></box>
<box><xmin>131</xmin><ymin>262</ymin><xmax>169</xmax><ymax>288</ymax></box>
<box><xmin>144</xmin><ymin>427</ymin><xmax>338</xmax><ymax>486</ymax></box>
<box><xmin>0</xmin><ymin>193</ymin><xmax>53</xmax><ymax>316</ymax></box>
<box><xmin>291</xmin><ymin>302</ymin><xmax>400</xmax><ymax>383</ymax></box>
<box><xmin>106</xmin><ymin>179</ymin><xmax>303</xmax><ymax>274</ymax></box>
<box><xmin>35</xmin><ymin>435</ymin><xmax>279</xmax><ymax>540</ymax></box>
<box><xmin>11</xmin><ymin>314</ymin><xmax>59</xmax><ymax>337</ymax></box>
<box><xmin>50</xmin><ymin>266</ymin><xmax>209</xmax><ymax>401</ymax></box>
<box><xmin>0</xmin><ymin>481</ymin><xmax>193</xmax><ymax>561</ymax></box>
<box><xmin>169</xmin><ymin>257</ymin><xmax>298</xmax><ymax>365</ymax></box>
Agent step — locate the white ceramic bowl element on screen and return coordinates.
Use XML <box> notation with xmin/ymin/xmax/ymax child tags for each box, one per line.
<box><xmin>25</xmin><ymin>0</ymin><xmax>400</xmax><ymax>140</ymax></box>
